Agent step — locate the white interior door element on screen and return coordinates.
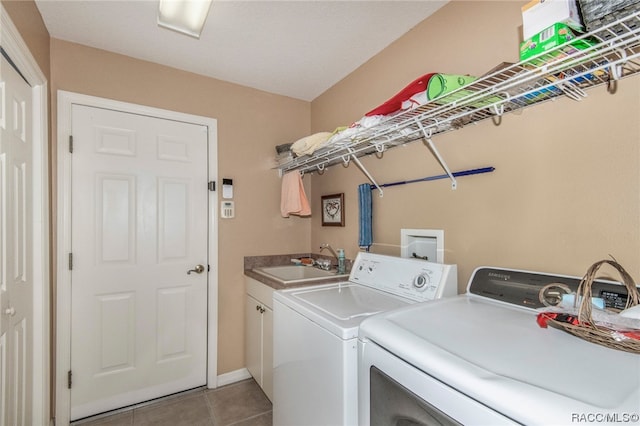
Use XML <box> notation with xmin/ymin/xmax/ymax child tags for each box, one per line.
<box><xmin>69</xmin><ymin>105</ymin><xmax>209</xmax><ymax>420</ymax></box>
<box><xmin>0</xmin><ymin>53</ymin><xmax>34</xmax><ymax>426</ymax></box>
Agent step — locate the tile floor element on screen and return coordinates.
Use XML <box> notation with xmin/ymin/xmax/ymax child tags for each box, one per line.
<box><xmin>72</xmin><ymin>379</ymin><xmax>272</xmax><ymax>426</ymax></box>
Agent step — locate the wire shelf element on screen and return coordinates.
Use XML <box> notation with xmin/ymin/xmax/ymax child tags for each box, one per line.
<box><xmin>277</xmin><ymin>10</ymin><xmax>640</xmax><ymax>177</ymax></box>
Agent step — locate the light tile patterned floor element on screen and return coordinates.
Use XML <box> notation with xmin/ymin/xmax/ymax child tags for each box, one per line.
<box><xmin>72</xmin><ymin>379</ymin><xmax>272</xmax><ymax>426</ymax></box>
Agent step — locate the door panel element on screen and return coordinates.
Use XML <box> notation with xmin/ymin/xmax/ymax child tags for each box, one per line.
<box><xmin>245</xmin><ymin>295</ymin><xmax>262</xmax><ymax>383</ymax></box>
<box><xmin>96</xmin><ymin>291</ymin><xmax>135</xmax><ymax>375</ymax></box>
<box><xmin>263</xmin><ymin>306</ymin><xmax>273</xmax><ymax>402</ymax></box>
<box><xmin>12</xmin><ymin>162</ymin><xmax>26</xmax><ymax>282</ymax></box>
<box><xmin>70</xmin><ymin>105</ymin><xmax>209</xmax><ymax>420</ymax></box>
<box><xmin>158</xmin><ymin>178</ymin><xmax>189</xmax><ymax>261</ymax></box>
<box><xmin>96</xmin><ymin>173</ymin><xmax>136</xmax><ymax>264</ymax></box>
<box><xmin>0</xmin><ymin>53</ymin><xmax>33</xmax><ymax>426</ymax></box>
<box><xmin>12</xmin><ymin>317</ymin><xmax>27</xmax><ymax>423</ymax></box>
<box><xmin>156</xmin><ymin>286</ymin><xmax>189</xmax><ymax>362</ymax></box>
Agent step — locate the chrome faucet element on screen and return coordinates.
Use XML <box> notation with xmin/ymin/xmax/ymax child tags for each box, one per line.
<box><xmin>319</xmin><ymin>243</ymin><xmax>339</xmax><ymax>261</ymax></box>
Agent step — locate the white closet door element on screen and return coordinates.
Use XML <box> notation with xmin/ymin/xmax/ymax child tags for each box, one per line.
<box><xmin>70</xmin><ymin>104</ymin><xmax>209</xmax><ymax>420</ymax></box>
<box><xmin>0</xmin><ymin>53</ymin><xmax>34</xmax><ymax>426</ymax></box>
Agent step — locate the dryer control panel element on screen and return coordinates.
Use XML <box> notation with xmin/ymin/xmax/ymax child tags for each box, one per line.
<box><xmin>349</xmin><ymin>252</ymin><xmax>458</xmax><ymax>302</ymax></box>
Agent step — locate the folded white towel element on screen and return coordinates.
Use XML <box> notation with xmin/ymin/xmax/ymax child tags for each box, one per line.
<box><xmin>327</xmin><ymin>115</ymin><xmax>386</xmax><ymax>145</ymax></box>
<box><xmin>291</xmin><ymin>132</ymin><xmax>332</xmax><ymax>156</ymax></box>
<box><xmin>280</xmin><ymin>171</ymin><xmax>311</xmax><ymax>218</ymax></box>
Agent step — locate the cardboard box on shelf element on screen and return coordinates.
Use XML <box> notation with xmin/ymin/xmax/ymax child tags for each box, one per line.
<box><xmin>522</xmin><ymin>0</ymin><xmax>583</xmax><ymax>39</ymax></box>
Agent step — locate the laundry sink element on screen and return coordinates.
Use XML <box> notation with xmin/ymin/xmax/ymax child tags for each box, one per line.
<box><xmin>252</xmin><ymin>265</ymin><xmax>349</xmax><ymax>285</ymax></box>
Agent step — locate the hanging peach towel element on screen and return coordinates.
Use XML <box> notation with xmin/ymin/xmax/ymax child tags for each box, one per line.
<box><xmin>280</xmin><ymin>171</ymin><xmax>311</xmax><ymax>218</ymax></box>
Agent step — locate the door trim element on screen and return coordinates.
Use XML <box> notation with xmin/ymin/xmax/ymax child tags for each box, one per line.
<box><xmin>55</xmin><ymin>91</ymin><xmax>218</xmax><ymax>426</ymax></box>
<box><xmin>1</xmin><ymin>5</ymin><xmax>50</xmax><ymax>426</ymax></box>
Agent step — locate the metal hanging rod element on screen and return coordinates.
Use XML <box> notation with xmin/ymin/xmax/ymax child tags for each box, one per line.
<box><xmin>368</xmin><ymin>167</ymin><xmax>495</xmax><ymax>191</ymax></box>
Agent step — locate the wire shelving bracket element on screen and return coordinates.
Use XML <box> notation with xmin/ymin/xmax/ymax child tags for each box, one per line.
<box><xmin>347</xmin><ymin>148</ymin><xmax>384</xmax><ymax>197</ymax></box>
<box><xmin>416</xmin><ymin>119</ymin><xmax>457</xmax><ymax>189</ymax></box>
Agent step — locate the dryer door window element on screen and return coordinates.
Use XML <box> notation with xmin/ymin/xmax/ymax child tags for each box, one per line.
<box><xmin>370</xmin><ymin>367</ymin><xmax>461</xmax><ymax>426</ymax></box>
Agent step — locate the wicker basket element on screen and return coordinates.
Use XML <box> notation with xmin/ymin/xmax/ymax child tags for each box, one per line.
<box><xmin>543</xmin><ymin>259</ymin><xmax>640</xmax><ymax>354</ymax></box>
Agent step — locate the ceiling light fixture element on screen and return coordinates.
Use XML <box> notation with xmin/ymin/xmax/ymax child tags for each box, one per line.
<box><xmin>157</xmin><ymin>0</ymin><xmax>213</xmax><ymax>39</ymax></box>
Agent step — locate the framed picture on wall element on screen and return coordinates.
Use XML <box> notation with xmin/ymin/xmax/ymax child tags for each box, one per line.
<box><xmin>321</xmin><ymin>193</ymin><xmax>344</xmax><ymax>226</ymax></box>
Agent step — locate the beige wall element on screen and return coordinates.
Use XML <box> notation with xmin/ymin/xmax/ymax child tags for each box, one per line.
<box><xmin>48</xmin><ymin>39</ymin><xmax>312</xmax><ymax>374</ymax></box>
<box><xmin>5</xmin><ymin>0</ymin><xmax>313</xmax><ymax>382</ymax></box>
<box><xmin>4</xmin><ymin>0</ymin><xmax>640</xmax><ymax>398</ymax></box>
<box><xmin>310</xmin><ymin>0</ymin><xmax>640</xmax><ymax>290</ymax></box>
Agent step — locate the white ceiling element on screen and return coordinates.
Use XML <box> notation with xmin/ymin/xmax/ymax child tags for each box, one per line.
<box><xmin>35</xmin><ymin>0</ymin><xmax>447</xmax><ymax>101</ymax></box>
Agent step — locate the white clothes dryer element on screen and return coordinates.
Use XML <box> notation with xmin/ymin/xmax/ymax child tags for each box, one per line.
<box><xmin>273</xmin><ymin>252</ymin><xmax>458</xmax><ymax>426</ymax></box>
<box><xmin>358</xmin><ymin>266</ymin><xmax>640</xmax><ymax>425</ymax></box>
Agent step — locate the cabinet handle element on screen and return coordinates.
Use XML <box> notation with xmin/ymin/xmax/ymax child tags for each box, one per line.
<box><xmin>256</xmin><ymin>305</ymin><xmax>260</xmax><ymax>311</ymax></box>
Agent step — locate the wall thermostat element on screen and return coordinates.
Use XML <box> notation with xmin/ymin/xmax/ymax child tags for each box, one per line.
<box><xmin>222</xmin><ymin>178</ymin><xmax>233</xmax><ymax>199</ymax></box>
<box><xmin>221</xmin><ymin>201</ymin><xmax>235</xmax><ymax>219</ymax></box>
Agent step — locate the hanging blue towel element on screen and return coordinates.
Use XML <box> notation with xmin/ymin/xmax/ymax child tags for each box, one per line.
<box><xmin>358</xmin><ymin>184</ymin><xmax>373</xmax><ymax>249</ymax></box>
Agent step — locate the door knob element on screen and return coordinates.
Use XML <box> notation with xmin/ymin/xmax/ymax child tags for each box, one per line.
<box><xmin>4</xmin><ymin>307</ymin><xmax>16</xmax><ymax>316</ymax></box>
<box><xmin>187</xmin><ymin>264</ymin><xmax>205</xmax><ymax>275</ymax></box>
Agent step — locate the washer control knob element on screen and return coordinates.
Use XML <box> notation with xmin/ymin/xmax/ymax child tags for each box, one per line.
<box><xmin>413</xmin><ymin>274</ymin><xmax>431</xmax><ymax>291</ymax></box>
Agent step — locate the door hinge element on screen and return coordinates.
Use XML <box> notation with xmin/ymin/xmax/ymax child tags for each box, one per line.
<box><xmin>207</xmin><ymin>264</ymin><xmax>210</xmax><ymax>272</ymax></box>
<box><xmin>208</xmin><ymin>181</ymin><xmax>216</xmax><ymax>191</ymax></box>
<box><xmin>67</xmin><ymin>370</ymin><xmax>72</xmax><ymax>389</ymax></box>
<box><xmin>68</xmin><ymin>253</ymin><xmax>73</xmax><ymax>270</ymax></box>
<box><xmin>69</xmin><ymin>135</ymin><xmax>73</xmax><ymax>153</ymax></box>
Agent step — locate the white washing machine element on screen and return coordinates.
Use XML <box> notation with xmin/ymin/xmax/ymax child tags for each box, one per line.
<box><xmin>358</xmin><ymin>266</ymin><xmax>640</xmax><ymax>425</ymax></box>
<box><xmin>273</xmin><ymin>252</ymin><xmax>458</xmax><ymax>426</ymax></box>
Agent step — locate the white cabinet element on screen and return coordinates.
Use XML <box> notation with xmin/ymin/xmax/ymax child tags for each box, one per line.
<box><xmin>245</xmin><ymin>277</ymin><xmax>274</xmax><ymax>401</ymax></box>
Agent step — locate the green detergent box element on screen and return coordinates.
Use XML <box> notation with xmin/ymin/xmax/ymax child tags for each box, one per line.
<box><xmin>519</xmin><ymin>22</ymin><xmax>597</xmax><ymax>63</ymax></box>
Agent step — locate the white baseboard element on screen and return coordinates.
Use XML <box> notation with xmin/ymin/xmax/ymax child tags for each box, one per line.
<box><xmin>214</xmin><ymin>368</ymin><xmax>252</xmax><ymax>388</ymax></box>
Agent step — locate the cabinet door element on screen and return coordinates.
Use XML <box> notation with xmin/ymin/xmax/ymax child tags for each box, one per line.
<box><xmin>262</xmin><ymin>305</ymin><xmax>274</xmax><ymax>402</ymax></box>
<box><xmin>245</xmin><ymin>295</ymin><xmax>263</xmax><ymax>385</ymax></box>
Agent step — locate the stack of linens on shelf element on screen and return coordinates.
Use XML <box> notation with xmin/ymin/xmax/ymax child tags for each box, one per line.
<box><xmin>274</xmin><ymin>143</ymin><xmax>293</xmax><ymax>167</ymax></box>
<box><xmin>275</xmin><ymin>71</ymin><xmax>501</xmax><ymax>166</ymax></box>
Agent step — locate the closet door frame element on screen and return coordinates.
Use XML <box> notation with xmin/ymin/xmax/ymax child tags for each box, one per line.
<box><xmin>55</xmin><ymin>90</ymin><xmax>219</xmax><ymax>426</ymax></box>
<box><xmin>1</xmin><ymin>5</ymin><xmax>51</xmax><ymax>426</ymax></box>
